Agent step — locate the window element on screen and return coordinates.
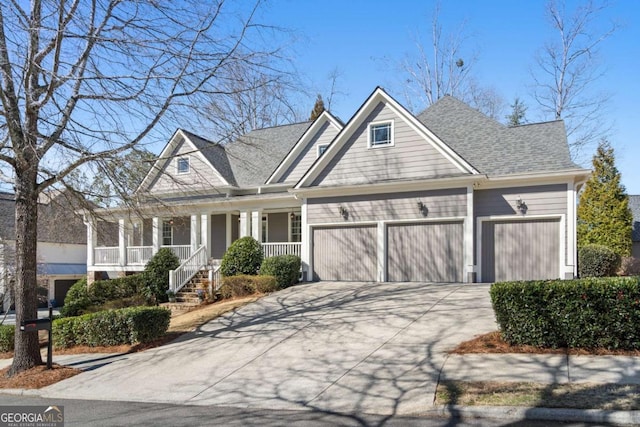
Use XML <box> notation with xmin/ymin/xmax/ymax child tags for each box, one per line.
<box><xmin>162</xmin><ymin>220</ymin><xmax>173</xmax><ymax>246</ymax></box>
<box><xmin>176</xmin><ymin>157</ymin><xmax>190</xmax><ymax>174</ymax></box>
<box><xmin>317</xmin><ymin>144</ymin><xmax>329</xmax><ymax>157</ymax></box>
<box><xmin>290</xmin><ymin>213</ymin><xmax>301</xmax><ymax>242</ymax></box>
<box><xmin>368</xmin><ymin>121</ymin><xmax>394</xmax><ymax>147</ymax></box>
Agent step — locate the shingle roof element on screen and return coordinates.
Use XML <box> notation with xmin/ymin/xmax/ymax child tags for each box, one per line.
<box><xmin>629</xmin><ymin>195</ymin><xmax>640</xmax><ymax>242</ymax></box>
<box><xmin>224</xmin><ymin>121</ymin><xmax>313</xmax><ymax>187</ymax></box>
<box><xmin>417</xmin><ymin>96</ymin><xmax>582</xmax><ymax>176</ymax></box>
<box><xmin>181</xmin><ymin>129</ymin><xmax>237</xmax><ymax>186</ymax></box>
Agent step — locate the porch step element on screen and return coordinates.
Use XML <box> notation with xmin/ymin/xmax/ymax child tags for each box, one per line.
<box><xmin>161</xmin><ymin>301</ymin><xmax>201</xmax><ymax>316</ymax></box>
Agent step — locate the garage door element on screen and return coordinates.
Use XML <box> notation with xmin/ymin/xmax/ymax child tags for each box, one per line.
<box><xmin>54</xmin><ymin>279</ymin><xmax>78</xmax><ymax>306</ymax></box>
<box><xmin>313</xmin><ymin>225</ymin><xmax>377</xmax><ymax>281</ymax></box>
<box><xmin>387</xmin><ymin>221</ymin><xmax>463</xmax><ymax>282</ymax></box>
<box><xmin>481</xmin><ymin>219</ymin><xmax>560</xmax><ymax>282</ymax></box>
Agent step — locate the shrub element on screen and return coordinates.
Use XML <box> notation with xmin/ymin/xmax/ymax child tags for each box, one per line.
<box><xmin>61</xmin><ymin>278</ymin><xmax>91</xmax><ymax>317</ymax></box>
<box><xmin>491</xmin><ymin>277</ymin><xmax>640</xmax><ymax>349</ymax></box>
<box><xmin>218</xmin><ymin>275</ymin><xmax>277</xmax><ymax>299</ymax></box>
<box><xmin>579</xmin><ymin>244</ymin><xmax>621</xmax><ymax>277</ymax></box>
<box><xmin>260</xmin><ymin>255</ymin><xmax>301</xmax><ymax>289</ymax></box>
<box><xmin>53</xmin><ymin>306</ymin><xmax>170</xmax><ymax>348</ymax></box>
<box><xmin>619</xmin><ymin>257</ymin><xmax>640</xmax><ymax>276</ymax></box>
<box><xmin>220</xmin><ymin>237</ymin><xmax>263</xmax><ymax>277</ymax></box>
<box><xmin>0</xmin><ymin>324</ymin><xmax>15</xmax><ymax>352</ymax></box>
<box><xmin>143</xmin><ymin>248</ymin><xmax>180</xmax><ymax>303</ymax></box>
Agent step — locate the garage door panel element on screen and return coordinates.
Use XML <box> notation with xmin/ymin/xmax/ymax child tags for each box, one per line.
<box><xmin>483</xmin><ymin>219</ymin><xmax>560</xmax><ymax>282</ymax></box>
<box><xmin>387</xmin><ymin>222</ymin><xmax>463</xmax><ymax>282</ymax></box>
<box><xmin>313</xmin><ymin>226</ymin><xmax>377</xmax><ymax>281</ymax></box>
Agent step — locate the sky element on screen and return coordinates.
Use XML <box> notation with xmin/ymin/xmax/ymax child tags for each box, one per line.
<box><xmin>254</xmin><ymin>0</ymin><xmax>640</xmax><ymax>194</ymax></box>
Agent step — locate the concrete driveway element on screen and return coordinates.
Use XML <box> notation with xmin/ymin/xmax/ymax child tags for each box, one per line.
<box><xmin>42</xmin><ymin>281</ymin><xmax>496</xmax><ymax>415</ymax></box>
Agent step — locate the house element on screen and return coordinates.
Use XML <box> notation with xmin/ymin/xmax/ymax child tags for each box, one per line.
<box><xmin>630</xmin><ymin>195</ymin><xmax>640</xmax><ymax>258</ymax></box>
<box><xmin>85</xmin><ymin>87</ymin><xmax>590</xmax><ymax>290</ymax></box>
<box><xmin>0</xmin><ymin>190</ymin><xmax>87</xmax><ymax>310</ymax></box>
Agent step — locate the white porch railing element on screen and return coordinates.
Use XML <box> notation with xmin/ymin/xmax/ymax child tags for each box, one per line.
<box><xmin>163</xmin><ymin>245</ymin><xmax>191</xmax><ymax>261</ymax></box>
<box><xmin>262</xmin><ymin>242</ymin><xmax>301</xmax><ymax>258</ymax></box>
<box><xmin>127</xmin><ymin>246</ymin><xmax>154</xmax><ymax>265</ymax></box>
<box><xmin>209</xmin><ymin>265</ymin><xmax>223</xmax><ymax>292</ymax></box>
<box><xmin>169</xmin><ymin>246</ymin><xmax>207</xmax><ymax>294</ymax></box>
<box><xmin>94</xmin><ymin>247</ymin><xmax>120</xmax><ymax>265</ymax></box>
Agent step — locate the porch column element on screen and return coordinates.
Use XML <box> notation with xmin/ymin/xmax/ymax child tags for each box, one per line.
<box><xmin>239</xmin><ymin>211</ymin><xmax>250</xmax><ymax>238</ymax></box>
<box><xmin>86</xmin><ymin>218</ymin><xmax>97</xmax><ymax>267</ymax></box>
<box><xmin>225</xmin><ymin>213</ymin><xmax>233</xmax><ymax>249</ymax></box>
<box><xmin>152</xmin><ymin>217</ymin><xmax>161</xmax><ymax>255</ymax></box>
<box><xmin>251</xmin><ymin>210</ymin><xmax>262</xmax><ymax>242</ymax></box>
<box><xmin>118</xmin><ymin>218</ymin><xmax>127</xmax><ymax>267</ymax></box>
<box><xmin>464</xmin><ymin>185</ymin><xmax>475</xmax><ymax>283</ymax></box>
<box><xmin>201</xmin><ymin>214</ymin><xmax>211</xmax><ymax>259</ymax></box>
<box><xmin>567</xmin><ymin>182</ymin><xmax>577</xmax><ymax>279</ymax></box>
<box><xmin>190</xmin><ymin>214</ymin><xmax>201</xmax><ymax>253</ymax></box>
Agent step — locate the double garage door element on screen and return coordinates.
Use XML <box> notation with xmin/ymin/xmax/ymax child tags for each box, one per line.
<box><xmin>312</xmin><ymin>221</ymin><xmax>463</xmax><ymax>282</ymax></box>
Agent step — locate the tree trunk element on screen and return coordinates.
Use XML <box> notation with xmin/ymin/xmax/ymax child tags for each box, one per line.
<box><xmin>9</xmin><ymin>172</ymin><xmax>42</xmax><ymax>375</ymax></box>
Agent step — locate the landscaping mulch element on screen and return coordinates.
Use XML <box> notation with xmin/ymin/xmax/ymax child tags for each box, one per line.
<box><xmin>0</xmin><ymin>364</ymin><xmax>80</xmax><ymax>389</ymax></box>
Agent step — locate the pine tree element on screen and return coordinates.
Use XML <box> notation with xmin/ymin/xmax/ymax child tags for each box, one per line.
<box><xmin>309</xmin><ymin>94</ymin><xmax>325</xmax><ymax>120</ymax></box>
<box><xmin>577</xmin><ymin>140</ymin><xmax>633</xmax><ymax>256</ymax></box>
<box><xmin>506</xmin><ymin>97</ymin><xmax>527</xmax><ymax>126</ymax></box>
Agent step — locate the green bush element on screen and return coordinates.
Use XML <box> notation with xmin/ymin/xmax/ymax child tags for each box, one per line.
<box><xmin>0</xmin><ymin>324</ymin><xmax>15</xmax><ymax>352</ymax></box>
<box><xmin>61</xmin><ymin>275</ymin><xmax>149</xmax><ymax>317</ymax></box>
<box><xmin>218</xmin><ymin>275</ymin><xmax>277</xmax><ymax>299</ymax></box>
<box><xmin>53</xmin><ymin>306</ymin><xmax>170</xmax><ymax>348</ymax></box>
<box><xmin>260</xmin><ymin>255</ymin><xmax>301</xmax><ymax>289</ymax></box>
<box><xmin>220</xmin><ymin>237</ymin><xmax>263</xmax><ymax>277</ymax></box>
<box><xmin>579</xmin><ymin>244</ymin><xmax>621</xmax><ymax>278</ymax></box>
<box><xmin>491</xmin><ymin>277</ymin><xmax>640</xmax><ymax>349</ymax></box>
<box><xmin>143</xmin><ymin>248</ymin><xmax>181</xmax><ymax>303</ymax></box>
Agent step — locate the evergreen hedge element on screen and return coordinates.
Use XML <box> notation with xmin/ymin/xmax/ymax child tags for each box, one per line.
<box><xmin>260</xmin><ymin>255</ymin><xmax>301</xmax><ymax>288</ymax></box>
<box><xmin>220</xmin><ymin>236</ymin><xmax>263</xmax><ymax>277</ymax></box>
<box><xmin>218</xmin><ymin>275</ymin><xmax>277</xmax><ymax>299</ymax></box>
<box><xmin>61</xmin><ymin>275</ymin><xmax>148</xmax><ymax>317</ymax></box>
<box><xmin>578</xmin><ymin>244</ymin><xmax>621</xmax><ymax>278</ymax></box>
<box><xmin>491</xmin><ymin>277</ymin><xmax>640</xmax><ymax>349</ymax></box>
<box><xmin>52</xmin><ymin>306</ymin><xmax>170</xmax><ymax>348</ymax></box>
<box><xmin>0</xmin><ymin>325</ymin><xmax>15</xmax><ymax>352</ymax></box>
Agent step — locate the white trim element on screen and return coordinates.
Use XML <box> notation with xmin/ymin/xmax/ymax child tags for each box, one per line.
<box><xmin>476</xmin><ymin>214</ymin><xmax>565</xmax><ymax>283</ymax></box>
<box><xmin>301</xmin><ymin>199</ymin><xmax>310</xmax><ymax>280</ymax></box>
<box><xmin>295</xmin><ymin>87</ymin><xmax>478</xmax><ymax>189</ymax></box>
<box><xmin>367</xmin><ymin>120</ymin><xmax>394</xmax><ymax>148</ymax></box>
<box><xmin>225</xmin><ymin>213</ymin><xmax>232</xmax><ymax>250</ymax></box>
<box><xmin>476</xmin><ymin>170</ymin><xmax>591</xmax><ymax>189</ymax></box>
<box><xmin>317</xmin><ymin>143</ymin><xmax>329</xmax><ymax>158</ymax></box>
<box><xmin>566</xmin><ymin>182</ymin><xmax>576</xmax><ymax>276</ymax></box>
<box><xmin>266</xmin><ymin>111</ymin><xmax>343</xmax><ymax>184</ymax></box>
<box><xmin>118</xmin><ymin>219</ymin><xmax>126</xmax><ymax>267</ymax></box>
<box><xmin>464</xmin><ymin>185</ymin><xmax>474</xmax><ymax>282</ymax></box>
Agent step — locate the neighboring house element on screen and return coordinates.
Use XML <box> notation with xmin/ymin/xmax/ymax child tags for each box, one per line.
<box><xmin>0</xmin><ymin>190</ymin><xmax>87</xmax><ymax>310</ymax></box>
<box><xmin>630</xmin><ymin>195</ymin><xmax>640</xmax><ymax>258</ymax></box>
<box><xmin>86</xmin><ymin>87</ymin><xmax>590</xmax><ymax>288</ymax></box>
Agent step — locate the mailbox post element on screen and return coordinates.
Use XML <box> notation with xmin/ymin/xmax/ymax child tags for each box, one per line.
<box><xmin>20</xmin><ymin>307</ymin><xmax>53</xmax><ymax>369</ymax></box>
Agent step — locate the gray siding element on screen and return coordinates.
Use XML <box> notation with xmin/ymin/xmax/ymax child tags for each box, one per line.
<box><xmin>387</xmin><ymin>222</ymin><xmax>463</xmax><ymax>282</ymax></box>
<box><xmin>231</xmin><ymin>215</ymin><xmax>239</xmax><ymax>242</ymax></box>
<box><xmin>148</xmin><ymin>139</ymin><xmax>227</xmax><ymax>195</ymax></box>
<box><xmin>312</xmin><ymin>102</ymin><xmax>463</xmax><ymax>187</ymax></box>
<box><xmin>210</xmin><ymin>214</ymin><xmax>227</xmax><ymax>259</ymax></box>
<box><xmin>307</xmin><ymin>188</ymin><xmax>466</xmax><ymax>225</ymax></box>
<box><xmin>172</xmin><ymin>217</ymin><xmax>190</xmax><ymax>245</ymax></box>
<box><xmin>313</xmin><ymin>225</ymin><xmax>377</xmax><ymax>281</ymax></box>
<box><xmin>142</xmin><ymin>219</ymin><xmax>152</xmax><ymax>246</ymax></box>
<box><xmin>268</xmin><ymin>213</ymin><xmax>288</xmax><ymax>242</ymax></box>
<box><xmin>278</xmin><ymin>121</ymin><xmax>340</xmax><ymax>184</ymax></box>
<box><xmin>632</xmin><ymin>242</ymin><xmax>640</xmax><ymax>259</ymax></box>
<box><xmin>482</xmin><ymin>219</ymin><xmax>560</xmax><ymax>282</ymax></box>
<box><xmin>474</xmin><ymin>184</ymin><xmax>568</xmax><ymax>264</ymax></box>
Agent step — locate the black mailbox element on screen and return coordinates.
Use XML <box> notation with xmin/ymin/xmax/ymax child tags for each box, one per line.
<box><xmin>20</xmin><ymin>318</ymin><xmax>51</xmax><ymax>332</ymax></box>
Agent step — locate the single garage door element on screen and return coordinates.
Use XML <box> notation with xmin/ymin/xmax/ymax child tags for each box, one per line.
<box><xmin>54</xmin><ymin>279</ymin><xmax>78</xmax><ymax>306</ymax></box>
<box><xmin>482</xmin><ymin>219</ymin><xmax>560</xmax><ymax>282</ymax></box>
<box><xmin>313</xmin><ymin>225</ymin><xmax>377</xmax><ymax>281</ymax></box>
<box><xmin>387</xmin><ymin>221</ymin><xmax>463</xmax><ymax>282</ymax></box>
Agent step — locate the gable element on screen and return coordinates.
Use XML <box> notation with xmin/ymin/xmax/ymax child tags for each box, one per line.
<box><xmin>146</xmin><ymin>135</ymin><xmax>229</xmax><ymax>195</ymax></box>
<box><xmin>310</xmin><ymin>101</ymin><xmax>469</xmax><ymax>187</ymax></box>
<box><xmin>275</xmin><ymin>120</ymin><xmax>341</xmax><ymax>184</ymax></box>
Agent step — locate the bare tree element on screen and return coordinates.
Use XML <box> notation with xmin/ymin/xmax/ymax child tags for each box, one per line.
<box><xmin>398</xmin><ymin>3</ymin><xmax>503</xmax><ymax>117</ymax></box>
<box><xmin>0</xmin><ymin>0</ymin><xmax>287</xmax><ymax>375</ymax></box>
<box><xmin>531</xmin><ymin>0</ymin><xmax>617</xmax><ymax>159</ymax></box>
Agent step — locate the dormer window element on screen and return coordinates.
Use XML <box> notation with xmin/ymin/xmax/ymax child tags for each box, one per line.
<box><xmin>176</xmin><ymin>157</ymin><xmax>190</xmax><ymax>174</ymax></box>
<box><xmin>368</xmin><ymin>120</ymin><xmax>394</xmax><ymax>148</ymax></box>
<box><xmin>317</xmin><ymin>143</ymin><xmax>329</xmax><ymax>157</ymax></box>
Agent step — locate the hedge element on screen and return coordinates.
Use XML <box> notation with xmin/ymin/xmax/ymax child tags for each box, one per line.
<box><xmin>53</xmin><ymin>306</ymin><xmax>170</xmax><ymax>348</ymax></box>
<box><xmin>491</xmin><ymin>277</ymin><xmax>640</xmax><ymax>349</ymax></box>
<box><xmin>0</xmin><ymin>325</ymin><xmax>14</xmax><ymax>352</ymax></box>
<box><xmin>578</xmin><ymin>244</ymin><xmax>621</xmax><ymax>278</ymax></box>
<box><xmin>220</xmin><ymin>236</ymin><xmax>263</xmax><ymax>277</ymax></box>
<box><xmin>61</xmin><ymin>275</ymin><xmax>148</xmax><ymax>317</ymax></box>
<box><xmin>260</xmin><ymin>255</ymin><xmax>301</xmax><ymax>289</ymax></box>
<box><xmin>218</xmin><ymin>275</ymin><xmax>277</xmax><ymax>299</ymax></box>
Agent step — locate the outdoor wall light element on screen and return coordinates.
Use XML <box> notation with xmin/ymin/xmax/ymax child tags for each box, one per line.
<box><xmin>515</xmin><ymin>196</ymin><xmax>527</xmax><ymax>214</ymax></box>
<box><xmin>338</xmin><ymin>206</ymin><xmax>348</xmax><ymax>219</ymax></box>
<box><xmin>290</xmin><ymin>212</ymin><xmax>296</xmax><ymax>220</ymax></box>
<box><xmin>417</xmin><ymin>201</ymin><xmax>428</xmax><ymax>216</ymax></box>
